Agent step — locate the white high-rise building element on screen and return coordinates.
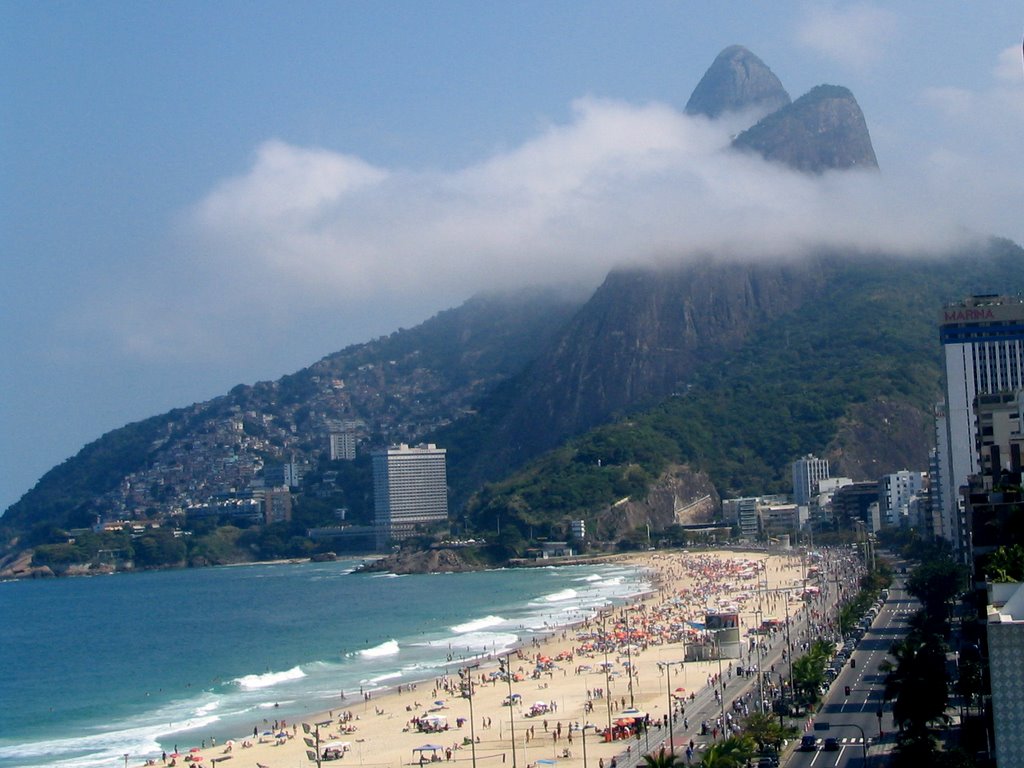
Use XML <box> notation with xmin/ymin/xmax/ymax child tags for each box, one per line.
<box><xmin>792</xmin><ymin>454</ymin><xmax>829</xmax><ymax>506</ymax></box>
<box><xmin>938</xmin><ymin>296</ymin><xmax>1024</xmax><ymax>556</ymax></box>
<box><xmin>373</xmin><ymin>443</ymin><xmax>448</xmax><ymax>548</ymax></box>
<box><xmin>330</xmin><ymin>431</ymin><xmax>357</xmax><ymax>461</ymax></box>
<box><xmin>878</xmin><ymin>470</ymin><xmax>926</xmax><ymax>527</ymax></box>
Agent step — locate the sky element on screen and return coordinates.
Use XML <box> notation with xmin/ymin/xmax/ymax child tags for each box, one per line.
<box><xmin>2</xmin><ymin>1</ymin><xmax>1023</xmax><ymax>514</ymax></box>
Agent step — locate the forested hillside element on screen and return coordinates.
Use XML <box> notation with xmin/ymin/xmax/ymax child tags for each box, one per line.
<box><xmin>454</xmin><ymin>241</ymin><xmax>1024</xmax><ymax>541</ymax></box>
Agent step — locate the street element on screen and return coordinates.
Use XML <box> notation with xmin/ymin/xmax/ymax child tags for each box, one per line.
<box><xmin>785</xmin><ymin>575</ymin><xmax>917</xmax><ymax>768</ymax></box>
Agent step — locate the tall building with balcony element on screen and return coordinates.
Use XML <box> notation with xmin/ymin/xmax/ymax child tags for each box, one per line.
<box><xmin>792</xmin><ymin>454</ymin><xmax>829</xmax><ymax>507</ymax></box>
<box><xmin>373</xmin><ymin>443</ymin><xmax>448</xmax><ymax>548</ymax></box>
<box><xmin>879</xmin><ymin>470</ymin><xmax>926</xmax><ymax>527</ymax></box>
<box><xmin>938</xmin><ymin>295</ymin><xmax>1024</xmax><ymax>557</ymax></box>
<box><xmin>329</xmin><ymin>431</ymin><xmax>357</xmax><ymax>461</ymax></box>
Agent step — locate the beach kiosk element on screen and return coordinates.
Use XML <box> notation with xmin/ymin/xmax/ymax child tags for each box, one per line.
<box><xmin>706</xmin><ymin>611</ymin><xmax>742</xmax><ymax>659</ymax></box>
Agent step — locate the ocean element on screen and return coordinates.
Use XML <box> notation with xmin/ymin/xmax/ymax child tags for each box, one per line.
<box><xmin>0</xmin><ymin>558</ymin><xmax>649</xmax><ymax>768</ymax></box>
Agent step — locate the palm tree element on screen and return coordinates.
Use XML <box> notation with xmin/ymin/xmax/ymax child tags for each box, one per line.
<box><xmin>743</xmin><ymin>712</ymin><xmax>795</xmax><ymax>753</ymax></box>
<box><xmin>643</xmin><ymin>747</ymin><xmax>682</xmax><ymax>767</ymax></box>
<box><xmin>700</xmin><ymin>735</ymin><xmax>756</xmax><ymax>767</ymax></box>
<box><xmin>881</xmin><ymin>631</ymin><xmax>949</xmax><ymax>737</ymax></box>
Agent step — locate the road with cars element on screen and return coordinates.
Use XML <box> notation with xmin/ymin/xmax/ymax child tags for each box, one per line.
<box><xmin>785</xmin><ymin>573</ymin><xmax>917</xmax><ymax>768</ymax></box>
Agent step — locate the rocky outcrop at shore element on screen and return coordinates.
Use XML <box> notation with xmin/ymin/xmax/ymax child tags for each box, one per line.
<box><xmin>357</xmin><ymin>547</ymin><xmax>483</xmax><ymax>575</ymax></box>
<box><xmin>0</xmin><ymin>550</ymin><xmax>55</xmax><ymax>579</ymax></box>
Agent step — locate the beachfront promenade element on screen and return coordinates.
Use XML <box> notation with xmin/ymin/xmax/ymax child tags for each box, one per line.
<box><xmin>607</xmin><ymin>571</ymin><xmax>843</xmax><ymax>768</ymax></box>
<box><xmin>137</xmin><ymin>549</ymin><xmax>856</xmax><ymax>768</ymax></box>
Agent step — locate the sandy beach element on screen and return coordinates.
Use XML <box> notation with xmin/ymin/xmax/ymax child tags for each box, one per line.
<box><xmin>140</xmin><ymin>548</ymin><xmax>821</xmax><ymax>768</ymax></box>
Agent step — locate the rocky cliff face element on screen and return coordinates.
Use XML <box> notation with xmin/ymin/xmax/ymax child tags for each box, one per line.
<box><xmin>470</xmin><ymin>257</ymin><xmax>831</xmax><ymax>481</ymax></box>
<box><xmin>826</xmin><ymin>397</ymin><xmax>935</xmax><ymax>480</ymax></box>
<box><xmin>594</xmin><ymin>464</ymin><xmax>719</xmax><ymax>541</ymax></box>
<box><xmin>685</xmin><ymin>45</ymin><xmax>791</xmax><ymax>121</ymax></box>
<box><xmin>732</xmin><ymin>85</ymin><xmax>878</xmax><ymax>173</ymax></box>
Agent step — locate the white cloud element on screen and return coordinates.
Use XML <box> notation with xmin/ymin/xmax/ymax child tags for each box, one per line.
<box><xmin>922</xmin><ymin>45</ymin><xmax>1024</xmax><ymax>128</ymax></box>
<box><xmin>994</xmin><ymin>44</ymin><xmax>1024</xmax><ymax>84</ymax></box>
<box><xmin>916</xmin><ymin>44</ymin><xmax>1024</xmax><ymax>240</ymax></box>
<box><xmin>187</xmin><ymin>96</ymin><xmax>975</xmax><ymax>299</ymax></box>
<box><xmin>79</xmin><ymin>88</ymin><xmax>1021</xmax><ymax>365</ymax></box>
<box><xmin>795</xmin><ymin>3</ymin><xmax>900</xmax><ymax>70</ymax></box>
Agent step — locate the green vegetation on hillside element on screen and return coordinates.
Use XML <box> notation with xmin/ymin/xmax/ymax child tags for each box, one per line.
<box><xmin>462</xmin><ymin>251</ymin><xmax>971</xmax><ymax>539</ymax></box>
<box><xmin>4</xmin><ymin>239</ymin><xmax>1023</xmax><ymax>566</ymax></box>
<box><xmin>2</xmin><ymin>412</ymin><xmax>179</xmax><ymax>533</ymax></box>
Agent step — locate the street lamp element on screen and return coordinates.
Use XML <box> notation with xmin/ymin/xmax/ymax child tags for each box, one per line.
<box><xmin>302</xmin><ymin>719</ymin><xmax>332</xmax><ymax>768</ymax></box>
<box><xmin>600</xmin><ymin>613</ymin><xmax>613</xmax><ymax>732</ymax></box>
<box><xmin>833</xmin><ymin>570</ymin><xmax>844</xmax><ymax>641</ymax></box>
<box><xmin>460</xmin><ymin>665</ymin><xmax>479</xmax><ymax>768</ymax></box>
<box><xmin>501</xmin><ymin>653</ymin><xmax>518</xmax><ymax>768</ymax></box>
<box><xmin>714</xmin><ymin>630</ymin><xmax>726</xmax><ymax>734</ymax></box>
<box><xmin>575</xmin><ymin>722</ymin><xmax>597</xmax><ymax>768</ymax></box>
<box><xmin>783</xmin><ymin>590</ymin><xmax>795</xmax><ymax>702</ymax></box>
<box><xmin>756</xmin><ymin>562</ymin><xmax>767</xmax><ymax>714</ymax></box>
<box><xmin>659</xmin><ymin>658</ymin><xmax>685</xmax><ymax>755</ymax></box>
<box><xmin>624</xmin><ymin>608</ymin><xmax>635</xmax><ymax>708</ymax></box>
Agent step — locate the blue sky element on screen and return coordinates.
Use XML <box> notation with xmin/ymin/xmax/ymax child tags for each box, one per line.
<box><xmin>2</xmin><ymin>2</ymin><xmax>1023</xmax><ymax>513</ymax></box>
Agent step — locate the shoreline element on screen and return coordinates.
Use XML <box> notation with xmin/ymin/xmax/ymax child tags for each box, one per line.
<box><xmin>135</xmin><ymin>547</ymin><xmax>812</xmax><ymax>768</ymax></box>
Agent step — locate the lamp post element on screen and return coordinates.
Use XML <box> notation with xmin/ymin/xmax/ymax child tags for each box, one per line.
<box><xmin>577</xmin><ymin>722</ymin><xmax>597</xmax><ymax>768</ymax></box>
<box><xmin>714</xmin><ymin>630</ymin><xmax>726</xmax><ymax>735</ymax></box>
<box><xmin>123</xmin><ymin>754</ymin><xmax>129</xmax><ymax>768</ymax></box>
<box><xmin>659</xmin><ymin>657</ymin><xmax>686</xmax><ymax>755</ymax></box>
<box><xmin>461</xmin><ymin>665</ymin><xmax>479</xmax><ymax>768</ymax></box>
<box><xmin>756</xmin><ymin>563</ymin><xmax>767</xmax><ymax>714</ymax></box>
<box><xmin>834</xmin><ymin>569</ymin><xmax>843</xmax><ymax>641</ymax></box>
<box><xmin>501</xmin><ymin>653</ymin><xmax>518</xmax><ymax>768</ymax></box>
<box><xmin>624</xmin><ymin>608</ymin><xmax>635</xmax><ymax>708</ymax></box>
<box><xmin>601</xmin><ymin>613</ymin><xmax>613</xmax><ymax>732</ymax></box>
<box><xmin>661</xmin><ymin>660</ymin><xmax>675</xmax><ymax>755</ymax></box>
<box><xmin>302</xmin><ymin>720</ymin><xmax>331</xmax><ymax>768</ymax></box>
<box><xmin>783</xmin><ymin>590</ymin><xmax>794</xmax><ymax>702</ymax></box>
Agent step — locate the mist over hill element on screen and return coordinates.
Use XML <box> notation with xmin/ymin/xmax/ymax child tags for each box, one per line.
<box><xmin>3</xmin><ymin>45</ymin><xmax>1021</xmax><ymax>567</ymax></box>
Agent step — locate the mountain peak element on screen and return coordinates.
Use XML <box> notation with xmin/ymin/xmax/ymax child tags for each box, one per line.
<box><xmin>731</xmin><ymin>84</ymin><xmax>879</xmax><ymax>173</ymax></box>
<box><xmin>684</xmin><ymin>45</ymin><xmax>791</xmax><ymax>121</ymax></box>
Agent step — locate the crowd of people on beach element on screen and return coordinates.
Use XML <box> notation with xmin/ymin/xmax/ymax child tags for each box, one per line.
<box><xmin>139</xmin><ymin>548</ymin><xmax>869</xmax><ymax>768</ymax></box>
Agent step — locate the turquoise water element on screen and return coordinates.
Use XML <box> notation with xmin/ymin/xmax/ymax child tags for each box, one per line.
<box><xmin>0</xmin><ymin>559</ymin><xmax>649</xmax><ymax>768</ymax></box>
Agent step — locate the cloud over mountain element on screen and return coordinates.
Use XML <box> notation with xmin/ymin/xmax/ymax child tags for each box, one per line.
<box><xmin>184</xmin><ymin>97</ymin><xmax>974</xmax><ymax>315</ymax></box>
<box><xmin>795</xmin><ymin>3</ymin><xmax>900</xmax><ymax>70</ymax></box>
<box><xmin>70</xmin><ymin>43</ymin><xmax>1021</xmax><ymax>374</ymax></box>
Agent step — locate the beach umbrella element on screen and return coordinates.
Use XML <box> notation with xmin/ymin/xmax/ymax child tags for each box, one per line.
<box><xmin>413</xmin><ymin>744</ymin><xmax>443</xmax><ymax>752</ymax></box>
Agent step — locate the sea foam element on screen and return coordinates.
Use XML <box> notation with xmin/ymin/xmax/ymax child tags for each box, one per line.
<box><xmin>451</xmin><ymin>615</ymin><xmax>505</xmax><ymax>633</ymax></box>
<box><xmin>360</xmin><ymin>639</ymin><xmax>400</xmax><ymax>658</ymax></box>
<box><xmin>542</xmin><ymin>588</ymin><xmax>578</xmax><ymax>602</ymax></box>
<box><xmin>235</xmin><ymin>665</ymin><xmax>305</xmax><ymax>690</ymax></box>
